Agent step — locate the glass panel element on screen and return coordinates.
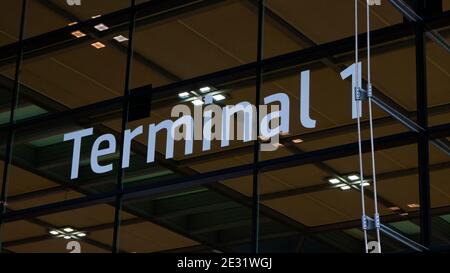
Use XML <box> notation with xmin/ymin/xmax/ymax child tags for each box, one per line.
<box><xmin>260</xmin><ymin>144</ymin><xmax>421</xmax><ymax>252</ymax></box>
<box><xmin>260</xmin><ymin>3</ymin><xmax>413</xmax><ymax>160</ymax></box>
<box><xmin>26</xmin><ymin>0</ymin><xmax>130</xmax><ymax>37</ymax></box>
<box><xmin>1</xmin><ymin>203</ymin><xmax>118</xmax><ymax>253</ymax></box>
<box><xmin>8</xmin><ymin>104</ymin><xmax>123</xmax><ymax>208</ymax></box>
<box><xmin>0</xmin><ymin>1</ymin><xmax>22</xmax><ymax>47</ymax></box>
<box><xmin>131</xmin><ymin>0</ymin><xmax>257</xmax><ymax>89</ymax></box>
<box><xmin>429</xmin><ymin>142</ymin><xmax>450</xmax><ymax>248</ymax></box>
<box><xmin>426</xmin><ymin>32</ymin><xmax>450</xmax><ymax>127</ymax></box>
<box><xmin>265</xmin><ymin>0</ymin><xmax>403</xmax><ymax>47</ymax></box>
<box><xmin>13</xmin><ymin>0</ymin><xmax>131</xmax><ymax>111</ymax></box>
<box><xmin>117</xmin><ymin>176</ymin><xmax>253</xmax><ymax>253</ymax></box>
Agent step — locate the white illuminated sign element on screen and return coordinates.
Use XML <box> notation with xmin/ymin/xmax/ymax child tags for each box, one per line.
<box><xmin>64</xmin><ymin>65</ymin><xmax>360</xmax><ymax>180</ymax></box>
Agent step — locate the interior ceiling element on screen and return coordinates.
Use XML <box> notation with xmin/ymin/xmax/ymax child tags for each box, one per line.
<box><xmin>0</xmin><ymin>0</ymin><xmax>449</xmax><ymax>253</ymax></box>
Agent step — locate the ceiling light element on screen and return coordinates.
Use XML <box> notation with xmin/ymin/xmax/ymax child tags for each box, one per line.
<box><xmin>407</xmin><ymin>203</ymin><xmax>420</xmax><ymax>208</ymax></box>
<box><xmin>400</xmin><ymin>212</ymin><xmax>409</xmax><ymax>216</ymax></box>
<box><xmin>347</xmin><ymin>174</ymin><xmax>360</xmax><ymax>181</ymax></box>
<box><xmin>49</xmin><ymin>230</ymin><xmax>59</xmax><ymax>235</ymax></box>
<box><xmin>340</xmin><ymin>185</ymin><xmax>351</xmax><ymax>190</ymax></box>
<box><xmin>68</xmin><ymin>22</ymin><xmax>78</xmax><ymax>26</ymax></box>
<box><xmin>91</xmin><ymin>42</ymin><xmax>106</xmax><ymax>49</ymax></box>
<box><xmin>389</xmin><ymin>206</ymin><xmax>401</xmax><ymax>211</ymax></box>
<box><xmin>328</xmin><ymin>178</ymin><xmax>340</xmax><ymax>184</ymax></box>
<box><xmin>178</xmin><ymin>92</ymin><xmax>190</xmax><ymax>99</ymax></box>
<box><xmin>199</xmin><ymin>86</ymin><xmax>211</xmax><ymax>93</ymax></box>
<box><xmin>191</xmin><ymin>99</ymin><xmax>204</xmax><ymax>106</ymax></box>
<box><xmin>272</xmin><ymin>143</ymin><xmax>284</xmax><ymax>148</ymax></box>
<box><xmin>71</xmin><ymin>30</ymin><xmax>86</xmax><ymax>38</ymax></box>
<box><xmin>94</xmin><ymin>23</ymin><xmax>109</xmax><ymax>31</ymax></box>
<box><xmin>63</xmin><ymin>227</ymin><xmax>74</xmax><ymax>233</ymax></box>
<box><xmin>213</xmin><ymin>94</ymin><xmax>226</xmax><ymax>101</ymax></box>
<box><xmin>292</xmin><ymin>138</ymin><xmax>303</xmax><ymax>144</ymax></box>
<box><xmin>113</xmin><ymin>35</ymin><xmax>128</xmax><ymax>42</ymax></box>
<box><xmin>49</xmin><ymin>227</ymin><xmax>87</xmax><ymax>240</ymax></box>
<box><xmin>91</xmin><ymin>15</ymin><xmax>102</xmax><ymax>19</ymax></box>
<box><xmin>362</xmin><ymin>182</ymin><xmax>370</xmax><ymax>187</ymax></box>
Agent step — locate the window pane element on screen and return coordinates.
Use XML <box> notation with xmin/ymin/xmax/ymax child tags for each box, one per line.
<box><xmin>131</xmin><ymin>0</ymin><xmax>258</xmax><ymax>89</ymax></box>
<box><xmin>1</xmin><ymin>203</ymin><xmax>117</xmax><ymax>253</ymax></box>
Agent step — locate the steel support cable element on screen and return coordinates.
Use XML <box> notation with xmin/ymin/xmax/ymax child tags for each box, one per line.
<box><xmin>355</xmin><ymin>0</ymin><xmax>369</xmax><ymax>253</ymax></box>
<box><xmin>366</xmin><ymin>0</ymin><xmax>382</xmax><ymax>253</ymax></box>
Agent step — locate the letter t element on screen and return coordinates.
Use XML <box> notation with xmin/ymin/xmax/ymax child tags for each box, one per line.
<box><xmin>63</xmin><ymin>128</ymin><xmax>94</xmax><ymax>179</ymax></box>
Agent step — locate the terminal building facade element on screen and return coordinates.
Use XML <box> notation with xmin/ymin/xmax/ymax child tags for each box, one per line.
<box><xmin>0</xmin><ymin>0</ymin><xmax>449</xmax><ymax>253</ymax></box>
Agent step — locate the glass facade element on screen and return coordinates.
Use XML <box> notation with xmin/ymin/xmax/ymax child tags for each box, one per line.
<box><xmin>0</xmin><ymin>0</ymin><xmax>449</xmax><ymax>253</ymax></box>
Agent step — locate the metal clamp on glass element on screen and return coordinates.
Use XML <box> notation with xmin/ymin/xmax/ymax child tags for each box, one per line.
<box><xmin>367</xmin><ymin>83</ymin><xmax>373</xmax><ymax>98</ymax></box>
<box><xmin>362</xmin><ymin>214</ymin><xmax>369</xmax><ymax>230</ymax></box>
<box><xmin>355</xmin><ymin>87</ymin><xmax>367</xmax><ymax>101</ymax></box>
<box><xmin>374</xmin><ymin>213</ymin><xmax>381</xmax><ymax>229</ymax></box>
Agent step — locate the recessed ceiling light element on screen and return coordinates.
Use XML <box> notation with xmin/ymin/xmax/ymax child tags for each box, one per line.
<box><xmin>49</xmin><ymin>227</ymin><xmax>87</xmax><ymax>240</ymax></box>
<box><xmin>71</xmin><ymin>30</ymin><xmax>86</xmax><ymax>38</ymax></box>
<box><xmin>63</xmin><ymin>227</ymin><xmax>74</xmax><ymax>233</ymax></box>
<box><xmin>49</xmin><ymin>230</ymin><xmax>59</xmax><ymax>235</ymax></box>
<box><xmin>199</xmin><ymin>86</ymin><xmax>211</xmax><ymax>93</ymax></box>
<box><xmin>191</xmin><ymin>99</ymin><xmax>204</xmax><ymax>106</ymax></box>
<box><xmin>347</xmin><ymin>174</ymin><xmax>360</xmax><ymax>181</ymax></box>
<box><xmin>178</xmin><ymin>92</ymin><xmax>190</xmax><ymax>99</ymax></box>
<box><xmin>272</xmin><ymin>143</ymin><xmax>284</xmax><ymax>148</ymax></box>
<box><xmin>292</xmin><ymin>138</ymin><xmax>303</xmax><ymax>144</ymax></box>
<box><xmin>340</xmin><ymin>185</ymin><xmax>351</xmax><ymax>190</ymax></box>
<box><xmin>94</xmin><ymin>23</ymin><xmax>109</xmax><ymax>31</ymax></box>
<box><xmin>91</xmin><ymin>15</ymin><xmax>102</xmax><ymax>19</ymax></box>
<box><xmin>328</xmin><ymin>178</ymin><xmax>340</xmax><ymax>184</ymax></box>
<box><xmin>68</xmin><ymin>22</ymin><xmax>78</xmax><ymax>26</ymax></box>
<box><xmin>389</xmin><ymin>206</ymin><xmax>401</xmax><ymax>211</ymax></box>
<box><xmin>213</xmin><ymin>94</ymin><xmax>226</xmax><ymax>101</ymax></box>
<box><xmin>113</xmin><ymin>35</ymin><xmax>128</xmax><ymax>42</ymax></box>
<box><xmin>407</xmin><ymin>203</ymin><xmax>420</xmax><ymax>208</ymax></box>
<box><xmin>400</xmin><ymin>212</ymin><xmax>409</xmax><ymax>216</ymax></box>
<box><xmin>362</xmin><ymin>182</ymin><xmax>370</xmax><ymax>187</ymax></box>
<box><xmin>91</xmin><ymin>42</ymin><xmax>106</xmax><ymax>49</ymax></box>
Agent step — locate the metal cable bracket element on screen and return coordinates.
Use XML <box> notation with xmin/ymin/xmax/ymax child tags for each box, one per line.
<box><xmin>355</xmin><ymin>87</ymin><xmax>367</xmax><ymax>101</ymax></box>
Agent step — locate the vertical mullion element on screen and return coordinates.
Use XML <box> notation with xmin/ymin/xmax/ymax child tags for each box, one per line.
<box><xmin>415</xmin><ymin>0</ymin><xmax>431</xmax><ymax>248</ymax></box>
<box><xmin>0</xmin><ymin>0</ymin><xmax>28</xmax><ymax>250</ymax></box>
<box><xmin>112</xmin><ymin>0</ymin><xmax>137</xmax><ymax>253</ymax></box>
<box><xmin>252</xmin><ymin>0</ymin><xmax>265</xmax><ymax>253</ymax></box>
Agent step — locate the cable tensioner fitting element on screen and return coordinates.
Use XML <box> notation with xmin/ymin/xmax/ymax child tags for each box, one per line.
<box><xmin>374</xmin><ymin>213</ymin><xmax>381</xmax><ymax>229</ymax></box>
<box><xmin>355</xmin><ymin>87</ymin><xmax>367</xmax><ymax>101</ymax></box>
<box><xmin>362</xmin><ymin>214</ymin><xmax>369</xmax><ymax>230</ymax></box>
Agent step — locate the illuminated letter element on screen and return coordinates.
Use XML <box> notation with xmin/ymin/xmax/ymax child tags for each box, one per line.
<box><xmin>64</xmin><ymin>128</ymin><xmax>94</xmax><ymax>179</ymax></box>
<box><xmin>221</xmin><ymin>101</ymin><xmax>254</xmax><ymax>148</ymax></box>
<box><xmin>121</xmin><ymin>126</ymin><xmax>143</xmax><ymax>168</ymax></box>
<box><xmin>262</xmin><ymin>92</ymin><xmax>290</xmax><ymax>135</ymax></box>
<box><xmin>147</xmin><ymin>115</ymin><xmax>194</xmax><ymax>163</ymax></box>
<box><xmin>91</xmin><ymin>134</ymin><xmax>116</xmax><ymax>174</ymax></box>
<box><xmin>340</xmin><ymin>62</ymin><xmax>362</xmax><ymax>119</ymax></box>
<box><xmin>300</xmin><ymin>70</ymin><xmax>316</xmax><ymax>128</ymax></box>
